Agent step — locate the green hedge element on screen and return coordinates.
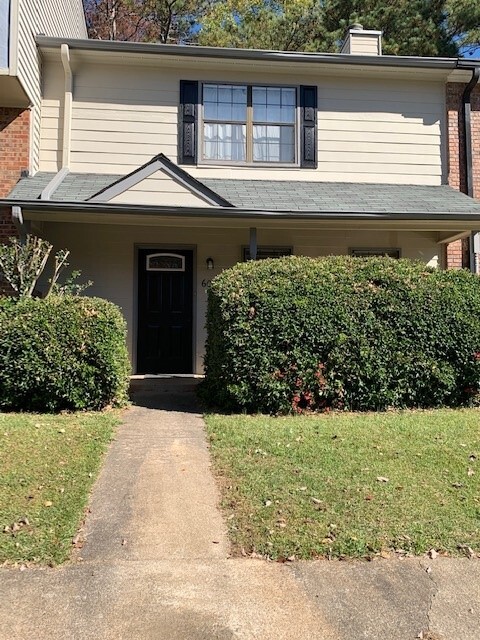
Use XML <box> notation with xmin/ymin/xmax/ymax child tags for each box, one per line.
<box><xmin>200</xmin><ymin>256</ymin><xmax>480</xmax><ymax>413</ymax></box>
<box><xmin>0</xmin><ymin>296</ymin><xmax>131</xmax><ymax>412</ymax></box>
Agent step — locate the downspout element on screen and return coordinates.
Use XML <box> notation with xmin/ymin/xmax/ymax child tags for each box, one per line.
<box><xmin>12</xmin><ymin>205</ymin><xmax>28</xmax><ymax>243</ymax></box>
<box><xmin>462</xmin><ymin>67</ymin><xmax>480</xmax><ymax>272</ymax></box>
<box><xmin>60</xmin><ymin>44</ymin><xmax>72</xmax><ymax>169</ymax></box>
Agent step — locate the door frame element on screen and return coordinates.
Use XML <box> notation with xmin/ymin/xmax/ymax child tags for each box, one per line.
<box><xmin>133</xmin><ymin>243</ymin><xmax>197</xmax><ymax>374</ymax></box>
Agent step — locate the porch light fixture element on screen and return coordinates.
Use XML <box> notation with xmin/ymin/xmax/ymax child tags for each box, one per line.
<box><xmin>206</xmin><ymin>257</ymin><xmax>214</xmax><ymax>270</ymax></box>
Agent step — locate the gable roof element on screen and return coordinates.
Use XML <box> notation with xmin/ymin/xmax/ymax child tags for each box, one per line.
<box><xmin>88</xmin><ymin>154</ymin><xmax>232</xmax><ymax>207</ymax></box>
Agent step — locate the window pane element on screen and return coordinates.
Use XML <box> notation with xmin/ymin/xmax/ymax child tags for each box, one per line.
<box><xmin>204</xmin><ymin>101</ymin><xmax>218</xmax><ymax>120</ymax></box>
<box><xmin>203</xmin><ymin>85</ymin><xmax>218</xmax><ymax>103</ymax></box>
<box><xmin>147</xmin><ymin>254</ymin><xmax>185</xmax><ymax>271</ymax></box>
<box><xmin>217</xmin><ymin>102</ymin><xmax>233</xmax><ymax>121</ymax></box>
<box><xmin>252</xmin><ymin>87</ymin><xmax>267</xmax><ymax>105</ymax></box>
<box><xmin>203</xmin><ymin>123</ymin><xmax>246</xmax><ymax>161</ymax></box>
<box><xmin>282</xmin><ymin>87</ymin><xmax>296</xmax><ymax>106</ymax></box>
<box><xmin>204</xmin><ymin>84</ymin><xmax>247</xmax><ymax>122</ymax></box>
<box><xmin>268</xmin><ymin>88</ymin><xmax>281</xmax><ymax>105</ymax></box>
<box><xmin>253</xmin><ymin>86</ymin><xmax>296</xmax><ymax>123</ymax></box>
<box><xmin>280</xmin><ymin>107</ymin><xmax>294</xmax><ymax>123</ymax></box>
<box><xmin>253</xmin><ymin>125</ymin><xmax>295</xmax><ymax>163</ymax></box>
<box><xmin>218</xmin><ymin>85</ymin><xmax>232</xmax><ymax>104</ymax></box>
<box><xmin>232</xmin><ymin>86</ymin><xmax>247</xmax><ymax>104</ymax></box>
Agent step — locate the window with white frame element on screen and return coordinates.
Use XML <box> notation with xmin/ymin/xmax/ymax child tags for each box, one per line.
<box><xmin>350</xmin><ymin>248</ymin><xmax>400</xmax><ymax>259</ymax></box>
<box><xmin>243</xmin><ymin>246</ymin><xmax>293</xmax><ymax>261</ymax></box>
<box><xmin>202</xmin><ymin>84</ymin><xmax>297</xmax><ymax>164</ymax></box>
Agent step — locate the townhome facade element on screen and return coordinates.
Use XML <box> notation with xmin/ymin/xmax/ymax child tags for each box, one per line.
<box><xmin>1</xmin><ymin>19</ymin><xmax>480</xmax><ymax>374</ymax></box>
<box><xmin>0</xmin><ymin>0</ymin><xmax>87</xmax><ymax>243</ymax></box>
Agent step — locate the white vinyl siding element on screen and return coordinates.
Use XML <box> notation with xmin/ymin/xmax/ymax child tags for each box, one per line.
<box><xmin>14</xmin><ymin>0</ymin><xmax>86</xmax><ymax>171</ymax></box>
<box><xmin>108</xmin><ymin>171</ymin><xmax>212</xmax><ymax>207</ymax></box>
<box><xmin>350</xmin><ymin>34</ymin><xmax>381</xmax><ymax>55</ymax></box>
<box><xmin>39</xmin><ymin>63</ymin><xmax>446</xmax><ymax>185</ymax></box>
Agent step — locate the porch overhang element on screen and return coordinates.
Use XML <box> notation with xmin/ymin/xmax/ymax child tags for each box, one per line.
<box><xmin>3</xmin><ymin>200</ymin><xmax>480</xmax><ymax>239</ymax></box>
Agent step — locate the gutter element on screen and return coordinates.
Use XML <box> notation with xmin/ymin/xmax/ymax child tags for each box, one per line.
<box><xmin>60</xmin><ymin>44</ymin><xmax>72</xmax><ymax>169</ymax></box>
<box><xmin>462</xmin><ymin>68</ymin><xmax>480</xmax><ymax>199</ymax></box>
<box><xmin>461</xmin><ymin>67</ymin><xmax>480</xmax><ymax>272</ymax></box>
<box><xmin>5</xmin><ymin>199</ymin><xmax>480</xmax><ymax>221</ymax></box>
<box><xmin>35</xmin><ymin>36</ymin><xmax>472</xmax><ymax>71</ymax></box>
<box><xmin>11</xmin><ymin>205</ymin><xmax>29</xmax><ymax>242</ymax></box>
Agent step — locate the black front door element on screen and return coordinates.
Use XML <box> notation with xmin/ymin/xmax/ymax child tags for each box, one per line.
<box><xmin>137</xmin><ymin>249</ymin><xmax>193</xmax><ymax>373</ymax></box>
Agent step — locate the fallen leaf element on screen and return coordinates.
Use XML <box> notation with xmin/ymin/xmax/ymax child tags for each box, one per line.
<box><xmin>287</xmin><ymin>555</ymin><xmax>295</xmax><ymax>562</ymax></box>
<box><xmin>44</xmin><ymin>501</ymin><xmax>53</xmax><ymax>507</ymax></box>
<box><xmin>299</xmin><ymin>486</ymin><xmax>307</xmax><ymax>491</ymax></box>
<box><xmin>264</xmin><ymin>500</ymin><xmax>272</xmax><ymax>507</ymax></box>
<box><xmin>426</xmin><ymin>566</ymin><xmax>432</xmax><ymax>574</ymax></box>
<box><xmin>458</xmin><ymin>544</ymin><xmax>475</xmax><ymax>558</ymax></box>
<box><xmin>428</xmin><ymin>549</ymin><xmax>438</xmax><ymax>560</ymax></box>
<box><xmin>451</xmin><ymin>482</ymin><xmax>463</xmax><ymax>488</ymax></box>
<box><xmin>468</xmin><ymin>468</ymin><xmax>475</xmax><ymax>477</ymax></box>
<box><xmin>212</xmin><ymin>540</ymin><xmax>220</xmax><ymax>544</ymax></box>
<box><xmin>365</xmin><ymin>494</ymin><xmax>374</xmax><ymax>501</ymax></box>
<box><xmin>376</xmin><ymin>476</ymin><xmax>389</xmax><ymax>483</ymax></box>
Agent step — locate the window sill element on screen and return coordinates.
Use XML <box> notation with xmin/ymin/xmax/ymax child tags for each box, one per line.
<box><xmin>195</xmin><ymin>161</ymin><xmax>301</xmax><ymax>169</ymax></box>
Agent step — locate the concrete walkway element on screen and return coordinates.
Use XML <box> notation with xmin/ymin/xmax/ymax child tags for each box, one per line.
<box><xmin>1</xmin><ymin>380</ymin><xmax>480</xmax><ymax>639</ymax></box>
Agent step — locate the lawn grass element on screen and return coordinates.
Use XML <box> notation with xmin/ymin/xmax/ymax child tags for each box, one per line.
<box><xmin>0</xmin><ymin>411</ymin><xmax>120</xmax><ymax>566</ymax></box>
<box><xmin>205</xmin><ymin>409</ymin><xmax>480</xmax><ymax>560</ymax></box>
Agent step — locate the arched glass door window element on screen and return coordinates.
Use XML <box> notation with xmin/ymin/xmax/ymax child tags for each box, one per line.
<box><xmin>146</xmin><ymin>253</ymin><xmax>185</xmax><ymax>272</ymax></box>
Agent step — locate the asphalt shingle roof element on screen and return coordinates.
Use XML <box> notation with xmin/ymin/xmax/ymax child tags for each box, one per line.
<box><xmin>201</xmin><ymin>180</ymin><xmax>480</xmax><ymax>213</ymax></box>
<box><xmin>7</xmin><ymin>172</ymin><xmax>480</xmax><ymax>214</ymax></box>
<box><xmin>8</xmin><ymin>172</ymin><xmax>122</xmax><ymax>202</ymax></box>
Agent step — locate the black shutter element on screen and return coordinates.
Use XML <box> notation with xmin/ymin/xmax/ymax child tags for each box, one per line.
<box><xmin>300</xmin><ymin>85</ymin><xmax>317</xmax><ymax>168</ymax></box>
<box><xmin>179</xmin><ymin>80</ymin><xmax>198</xmax><ymax>165</ymax></box>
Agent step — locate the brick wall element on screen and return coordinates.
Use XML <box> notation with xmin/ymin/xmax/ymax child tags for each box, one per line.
<box><xmin>0</xmin><ymin>107</ymin><xmax>30</xmax><ymax>198</ymax></box>
<box><xmin>446</xmin><ymin>83</ymin><xmax>480</xmax><ymax>269</ymax></box>
<box><xmin>0</xmin><ymin>107</ymin><xmax>30</xmax><ymax>293</ymax></box>
<box><xmin>0</xmin><ymin>107</ymin><xmax>30</xmax><ymax>242</ymax></box>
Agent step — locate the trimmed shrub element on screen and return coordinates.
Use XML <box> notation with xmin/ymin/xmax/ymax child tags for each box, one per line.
<box><xmin>200</xmin><ymin>256</ymin><xmax>480</xmax><ymax>413</ymax></box>
<box><xmin>0</xmin><ymin>296</ymin><xmax>131</xmax><ymax>412</ymax></box>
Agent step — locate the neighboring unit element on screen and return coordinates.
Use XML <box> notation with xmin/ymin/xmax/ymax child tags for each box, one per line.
<box><xmin>0</xmin><ymin>0</ymin><xmax>86</xmax><ymax>244</ymax></box>
<box><xmin>1</xmin><ymin>22</ymin><xmax>480</xmax><ymax>374</ymax></box>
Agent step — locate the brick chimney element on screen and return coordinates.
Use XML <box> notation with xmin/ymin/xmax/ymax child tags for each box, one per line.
<box><xmin>340</xmin><ymin>24</ymin><xmax>382</xmax><ymax>56</ymax></box>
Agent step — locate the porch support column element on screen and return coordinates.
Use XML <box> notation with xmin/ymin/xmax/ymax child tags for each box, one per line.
<box><xmin>249</xmin><ymin>227</ymin><xmax>257</xmax><ymax>260</ymax></box>
<box><xmin>471</xmin><ymin>231</ymin><xmax>480</xmax><ymax>274</ymax></box>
